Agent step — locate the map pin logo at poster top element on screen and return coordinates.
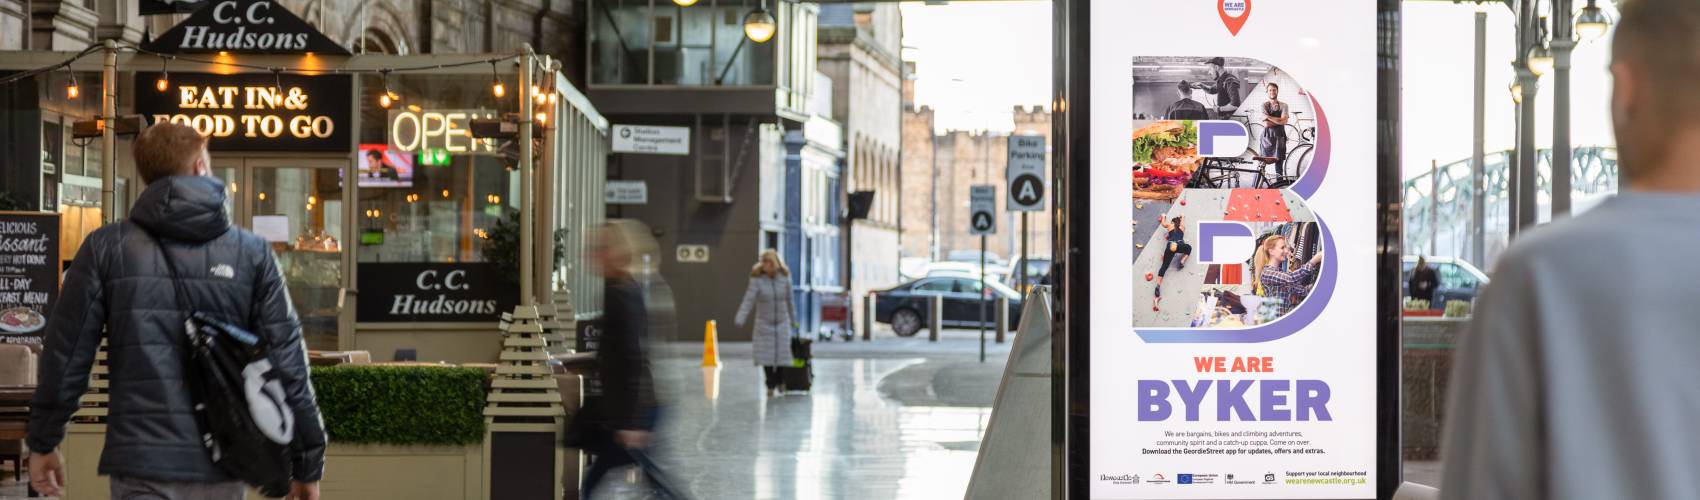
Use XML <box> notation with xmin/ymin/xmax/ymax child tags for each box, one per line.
<box><xmin>1219</xmin><ymin>0</ymin><xmax>1250</xmax><ymax>36</ymax></box>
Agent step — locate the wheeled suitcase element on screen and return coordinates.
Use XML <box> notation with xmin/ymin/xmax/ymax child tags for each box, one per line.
<box><xmin>781</xmin><ymin>337</ymin><xmax>813</xmax><ymax>392</ymax></box>
<box><xmin>780</xmin><ymin>364</ymin><xmax>811</xmax><ymax>392</ymax></box>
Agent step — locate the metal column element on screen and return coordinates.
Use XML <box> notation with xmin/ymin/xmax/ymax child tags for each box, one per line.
<box><xmin>1472</xmin><ymin>12</ymin><xmax>1487</xmax><ymax>267</ymax></box>
<box><xmin>1515</xmin><ymin>67</ymin><xmax>1538</xmax><ymax>234</ymax></box>
<box><xmin>1513</xmin><ymin>0</ymin><xmax>1540</xmax><ymax>235</ymax></box>
<box><xmin>519</xmin><ymin>47</ymin><xmax>536</xmax><ymax>305</ymax></box>
<box><xmin>100</xmin><ymin>40</ymin><xmax>117</xmax><ymax>224</ymax></box>
<box><xmin>1552</xmin><ymin>0</ymin><xmax>1575</xmax><ymax>217</ymax></box>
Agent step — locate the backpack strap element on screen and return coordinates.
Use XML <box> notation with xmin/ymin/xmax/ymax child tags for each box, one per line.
<box><xmin>130</xmin><ymin>222</ymin><xmax>195</xmax><ymax>320</ymax></box>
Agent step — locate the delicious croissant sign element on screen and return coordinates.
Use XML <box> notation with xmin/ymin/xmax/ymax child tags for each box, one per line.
<box><xmin>143</xmin><ymin>0</ymin><xmax>350</xmax><ymax>55</ymax></box>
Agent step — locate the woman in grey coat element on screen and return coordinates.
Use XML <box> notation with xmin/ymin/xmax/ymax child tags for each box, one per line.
<box><xmin>735</xmin><ymin>249</ymin><xmax>796</xmax><ymax>396</ymax></box>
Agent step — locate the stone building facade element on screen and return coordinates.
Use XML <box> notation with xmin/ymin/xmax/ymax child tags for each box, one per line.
<box><xmin>900</xmin><ymin>74</ymin><xmax>1055</xmax><ymax>265</ymax></box>
<box><xmin>817</xmin><ymin>4</ymin><xmax>903</xmax><ymax>320</ymax></box>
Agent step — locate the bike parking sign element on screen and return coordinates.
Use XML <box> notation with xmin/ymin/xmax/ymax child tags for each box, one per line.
<box><xmin>1007</xmin><ymin>135</ymin><xmax>1046</xmax><ymax>211</ymax></box>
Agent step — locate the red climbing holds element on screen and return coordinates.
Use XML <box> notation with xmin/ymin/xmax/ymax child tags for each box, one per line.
<box><xmin>1145</xmin><ymin>272</ymin><xmax>1155</xmax><ymax>282</ymax></box>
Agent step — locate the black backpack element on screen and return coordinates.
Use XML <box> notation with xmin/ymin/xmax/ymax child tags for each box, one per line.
<box><xmin>142</xmin><ymin>225</ymin><xmax>295</xmax><ymax>497</ymax></box>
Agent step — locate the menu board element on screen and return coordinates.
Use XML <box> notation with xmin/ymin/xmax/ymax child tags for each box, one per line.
<box><xmin>1081</xmin><ymin>0</ymin><xmax>1379</xmax><ymax>498</ymax></box>
<box><xmin>0</xmin><ymin>212</ymin><xmax>61</xmax><ymax>347</ymax></box>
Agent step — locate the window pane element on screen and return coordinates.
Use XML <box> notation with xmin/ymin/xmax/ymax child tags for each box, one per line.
<box><xmin>253</xmin><ymin>167</ymin><xmax>342</xmax><ymax>351</ymax></box>
<box><xmin>592</xmin><ymin>0</ymin><xmax>653</xmax><ymax>85</ymax></box>
<box><xmin>357</xmin><ymin>74</ymin><xmax>518</xmax><ymax>264</ymax></box>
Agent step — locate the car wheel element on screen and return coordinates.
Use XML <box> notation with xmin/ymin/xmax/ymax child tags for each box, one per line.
<box><xmin>892</xmin><ymin>309</ymin><xmax>923</xmax><ymax>337</ymax></box>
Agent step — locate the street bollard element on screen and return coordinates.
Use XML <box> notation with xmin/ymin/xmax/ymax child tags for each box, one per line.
<box><xmin>929</xmin><ymin>294</ymin><xmax>943</xmax><ymax>342</ymax></box>
<box><xmin>864</xmin><ymin>293</ymin><xmax>876</xmax><ymax>341</ymax></box>
<box><xmin>996</xmin><ymin>296</ymin><xmax>1009</xmax><ymax>343</ymax></box>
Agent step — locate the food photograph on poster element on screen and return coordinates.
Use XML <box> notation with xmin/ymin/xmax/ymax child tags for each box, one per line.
<box><xmin>1132</xmin><ymin>56</ymin><xmax>1318</xmax><ymax>191</ymax></box>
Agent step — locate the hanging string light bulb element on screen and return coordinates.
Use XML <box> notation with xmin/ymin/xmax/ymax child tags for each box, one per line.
<box><xmin>490</xmin><ymin>61</ymin><xmax>506</xmax><ymax>99</ymax></box>
<box><xmin>65</xmin><ymin>70</ymin><xmax>79</xmax><ymax>100</ymax></box>
<box><xmin>378</xmin><ymin>69</ymin><xmax>399</xmax><ymax>109</ymax></box>
<box><xmin>155</xmin><ymin>56</ymin><xmax>171</xmax><ymax>92</ymax></box>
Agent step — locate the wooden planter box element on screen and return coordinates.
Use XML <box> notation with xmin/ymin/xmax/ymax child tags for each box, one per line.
<box><xmin>61</xmin><ymin>425</ymin><xmax>487</xmax><ymax>500</ymax></box>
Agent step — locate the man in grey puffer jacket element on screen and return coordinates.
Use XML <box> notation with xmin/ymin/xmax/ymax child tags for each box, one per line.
<box><xmin>27</xmin><ymin>123</ymin><xmax>325</xmax><ymax>500</ymax></box>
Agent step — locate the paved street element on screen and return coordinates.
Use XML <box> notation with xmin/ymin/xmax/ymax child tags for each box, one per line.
<box><xmin>622</xmin><ymin>329</ymin><xmax>1014</xmax><ymax>500</ymax></box>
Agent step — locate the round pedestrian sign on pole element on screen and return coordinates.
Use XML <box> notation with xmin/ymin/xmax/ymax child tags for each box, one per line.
<box><xmin>1010</xmin><ymin>174</ymin><xmax>1044</xmax><ymax>208</ymax></box>
<box><xmin>970</xmin><ymin>185</ymin><xmax>997</xmax><ymax>235</ymax></box>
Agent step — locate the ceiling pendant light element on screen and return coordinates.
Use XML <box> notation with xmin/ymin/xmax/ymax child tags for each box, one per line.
<box><xmin>744</xmin><ymin>0</ymin><xmax>777</xmax><ymax>43</ymax></box>
<box><xmin>1575</xmin><ymin>0</ymin><xmax>1611</xmax><ymax>42</ymax></box>
<box><xmin>1527</xmin><ymin>44</ymin><xmax>1554</xmax><ymax>77</ymax></box>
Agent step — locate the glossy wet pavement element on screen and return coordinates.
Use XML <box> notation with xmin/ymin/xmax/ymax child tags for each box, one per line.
<box><xmin>614</xmin><ymin>330</ymin><xmax>1012</xmax><ymax>500</ymax></box>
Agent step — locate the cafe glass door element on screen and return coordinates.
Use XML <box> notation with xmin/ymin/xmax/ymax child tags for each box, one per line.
<box><xmin>217</xmin><ymin>158</ymin><xmax>349</xmax><ymax>352</ymax></box>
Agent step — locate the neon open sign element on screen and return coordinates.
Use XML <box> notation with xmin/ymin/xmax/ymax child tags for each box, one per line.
<box><xmin>388</xmin><ymin>109</ymin><xmax>498</xmax><ymax>154</ymax></box>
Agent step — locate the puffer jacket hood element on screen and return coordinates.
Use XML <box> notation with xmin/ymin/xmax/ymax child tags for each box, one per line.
<box><xmin>131</xmin><ymin>175</ymin><xmax>231</xmax><ymax>243</ymax></box>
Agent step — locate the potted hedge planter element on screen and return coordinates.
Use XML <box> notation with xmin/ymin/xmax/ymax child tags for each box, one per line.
<box><xmin>62</xmin><ymin>365</ymin><xmax>491</xmax><ymax>500</ymax></box>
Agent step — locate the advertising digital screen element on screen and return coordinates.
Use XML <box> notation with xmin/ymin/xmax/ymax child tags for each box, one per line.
<box><xmin>356</xmin><ymin>144</ymin><xmax>415</xmax><ymax>188</ymax></box>
<box><xmin>1084</xmin><ymin>0</ymin><xmax>1379</xmax><ymax>498</ymax></box>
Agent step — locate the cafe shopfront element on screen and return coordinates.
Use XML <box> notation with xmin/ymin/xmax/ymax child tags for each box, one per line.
<box><xmin>0</xmin><ymin>0</ymin><xmax>608</xmax><ymax>363</ymax></box>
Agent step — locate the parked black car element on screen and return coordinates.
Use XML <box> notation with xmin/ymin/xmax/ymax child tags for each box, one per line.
<box><xmin>1400</xmin><ymin>256</ymin><xmax>1490</xmax><ymax>310</ymax></box>
<box><xmin>873</xmin><ymin>272</ymin><xmax>1024</xmax><ymax>337</ymax></box>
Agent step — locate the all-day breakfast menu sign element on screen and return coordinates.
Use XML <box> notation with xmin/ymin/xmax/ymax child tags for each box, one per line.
<box><xmin>1087</xmin><ymin>0</ymin><xmax>1377</xmax><ymax>498</ymax></box>
<box><xmin>0</xmin><ymin>212</ymin><xmax>59</xmax><ymax>346</ymax></box>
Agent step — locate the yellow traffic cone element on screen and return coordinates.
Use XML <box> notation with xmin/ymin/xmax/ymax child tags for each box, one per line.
<box><xmin>702</xmin><ymin>320</ymin><xmax>721</xmax><ymax>367</ymax></box>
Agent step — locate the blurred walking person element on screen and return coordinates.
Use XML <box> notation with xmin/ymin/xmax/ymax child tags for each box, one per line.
<box><xmin>28</xmin><ymin>122</ymin><xmax>324</xmax><ymax>500</ymax></box>
<box><xmin>572</xmin><ymin>220</ymin><xmax>685</xmax><ymax>499</ymax></box>
<box><xmin>1442</xmin><ymin>1</ymin><xmax>1700</xmax><ymax>498</ymax></box>
<box><xmin>736</xmin><ymin>250</ymin><xmax>797</xmax><ymax>397</ymax></box>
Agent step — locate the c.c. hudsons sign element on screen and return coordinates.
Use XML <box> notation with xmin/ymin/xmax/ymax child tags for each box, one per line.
<box><xmin>143</xmin><ymin>0</ymin><xmax>351</xmax><ymax>55</ymax></box>
<box><xmin>356</xmin><ymin>263</ymin><xmax>519</xmax><ymax>323</ymax></box>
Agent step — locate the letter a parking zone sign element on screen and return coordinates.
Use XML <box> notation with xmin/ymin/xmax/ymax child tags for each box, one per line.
<box><xmin>1007</xmin><ymin>135</ymin><xmax>1046</xmax><ymax>211</ymax></box>
<box><xmin>970</xmin><ymin>185</ymin><xmax>997</xmax><ymax>235</ymax></box>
